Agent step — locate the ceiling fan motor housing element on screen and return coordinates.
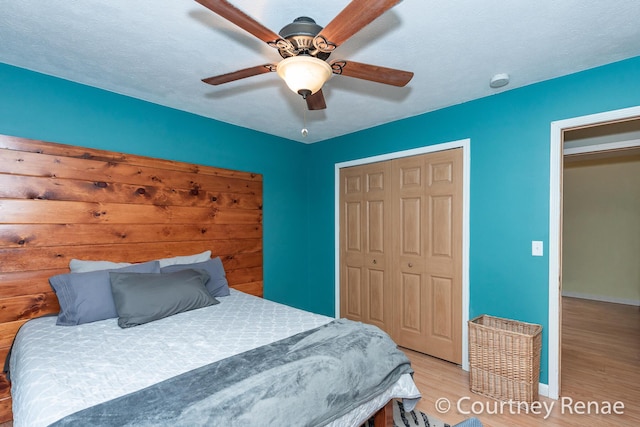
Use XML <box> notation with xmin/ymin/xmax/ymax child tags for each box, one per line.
<box><xmin>277</xmin><ymin>17</ymin><xmax>330</xmax><ymax>60</ymax></box>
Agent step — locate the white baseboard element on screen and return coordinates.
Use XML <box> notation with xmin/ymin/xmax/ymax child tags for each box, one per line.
<box><xmin>539</xmin><ymin>383</ymin><xmax>550</xmax><ymax>399</ymax></box>
<box><xmin>562</xmin><ymin>290</ymin><xmax>640</xmax><ymax>307</ymax></box>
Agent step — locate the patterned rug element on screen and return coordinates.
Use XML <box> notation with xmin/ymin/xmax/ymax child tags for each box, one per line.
<box><xmin>363</xmin><ymin>400</ymin><xmax>451</xmax><ymax>427</ymax></box>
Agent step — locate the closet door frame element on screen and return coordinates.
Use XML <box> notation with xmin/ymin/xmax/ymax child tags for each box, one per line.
<box><xmin>334</xmin><ymin>138</ymin><xmax>471</xmax><ymax>370</ymax></box>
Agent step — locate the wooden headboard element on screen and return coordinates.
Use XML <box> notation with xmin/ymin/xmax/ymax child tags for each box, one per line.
<box><xmin>0</xmin><ymin>134</ymin><xmax>263</xmax><ymax>421</ymax></box>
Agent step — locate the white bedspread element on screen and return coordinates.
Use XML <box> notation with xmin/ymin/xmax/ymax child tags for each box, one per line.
<box><xmin>10</xmin><ymin>289</ymin><xmax>420</xmax><ymax>427</ymax></box>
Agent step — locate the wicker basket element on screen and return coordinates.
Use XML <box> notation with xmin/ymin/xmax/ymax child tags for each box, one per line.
<box><xmin>468</xmin><ymin>315</ymin><xmax>542</xmax><ymax>403</ymax></box>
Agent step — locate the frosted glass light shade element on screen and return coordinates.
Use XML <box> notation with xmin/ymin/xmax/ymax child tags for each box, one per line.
<box><xmin>277</xmin><ymin>56</ymin><xmax>332</xmax><ymax>95</ymax></box>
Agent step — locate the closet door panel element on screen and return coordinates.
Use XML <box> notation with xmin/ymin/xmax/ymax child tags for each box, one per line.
<box><xmin>398</xmin><ymin>271</ymin><xmax>423</xmax><ymax>352</ymax></box>
<box><xmin>430</xmin><ymin>275</ymin><xmax>454</xmax><ymax>339</ymax></box>
<box><xmin>393</xmin><ymin>149</ymin><xmax>462</xmax><ymax>363</ymax></box>
<box><xmin>400</xmin><ymin>197</ymin><xmax>422</xmax><ymax>256</ymax></box>
<box><xmin>394</xmin><ymin>155</ymin><xmax>429</xmax><ymax>351</ymax></box>
<box><xmin>346</xmin><ymin>202</ymin><xmax>362</xmax><ymax>251</ymax></box>
<box><xmin>423</xmin><ymin>149</ymin><xmax>463</xmax><ymax>363</ymax></box>
<box><xmin>367</xmin><ymin>200</ymin><xmax>385</xmax><ymax>253</ymax></box>
<box><xmin>368</xmin><ymin>269</ymin><xmax>385</xmax><ymax>323</ymax></box>
<box><xmin>431</xmin><ymin>195</ymin><xmax>453</xmax><ymax>258</ymax></box>
<box><xmin>341</xmin><ymin>168</ymin><xmax>366</xmax><ymax>322</ymax></box>
<box><xmin>345</xmin><ymin>266</ymin><xmax>363</xmax><ymax>318</ymax></box>
<box><xmin>361</xmin><ymin>162</ymin><xmax>393</xmax><ymax>334</ymax></box>
<box><xmin>340</xmin><ymin>162</ymin><xmax>393</xmax><ymax>335</ymax></box>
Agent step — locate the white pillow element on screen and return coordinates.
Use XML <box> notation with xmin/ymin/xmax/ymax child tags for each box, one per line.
<box><xmin>69</xmin><ymin>259</ymin><xmax>132</xmax><ymax>273</ymax></box>
<box><xmin>157</xmin><ymin>250</ymin><xmax>212</xmax><ymax>268</ymax></box>
<box><xmin>69</xmin><ymin>250</ymin><xmax>212</xmax><ymax>272</ymax></box>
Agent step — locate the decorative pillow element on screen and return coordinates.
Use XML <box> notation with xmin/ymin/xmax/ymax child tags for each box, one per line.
<box><xmin>50</xmin><ymin>261</ymin><xmax>160</xmax><ymax>326</ymax></box>
<box><xmin>110</xmin><ymin>269</ymin><xmax>219</xmax><ymax>329</ymax></box>
<box><xmin>70</xmin><ymin>250</ymin><xmax>212</xmax><ymax>272</ymax></box>
<box><xmin>160</xmin><ymin>257</ymin><xmax>230</xmax><ymax>297</ymax></box>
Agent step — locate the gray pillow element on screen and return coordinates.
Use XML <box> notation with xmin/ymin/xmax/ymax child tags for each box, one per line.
<box><xmin>160</xmin><ymin>257</ymin><xmax>230</xmax><ymax>297</ymax></box>
<box><xmin>110</xmin><ymin>269</ymin><xmax>219</xmax><ymax>329</ymax></box>
<box><xmin>49</xmin><ymin>261</ymin><xmax>161</xmax><ymax>326</ymax></box>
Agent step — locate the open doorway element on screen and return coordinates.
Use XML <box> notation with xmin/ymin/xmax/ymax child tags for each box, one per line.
<box><xmin>561</xmin><ymin>121</ymin><xmax>640</xmax><ymax>403</ymax></box>
<box><xmin>548</xmin><ymin>106</ymin><xmax>640</xmax><ymax>399</ymax></box>
<box><xmin>563</xmin><ymin>121</ymin><xmax>640</xmax><ymax>305</ymax></box>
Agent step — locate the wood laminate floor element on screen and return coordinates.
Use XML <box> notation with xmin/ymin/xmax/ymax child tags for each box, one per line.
<box><xmin>406</xmin><ymin>297</ymin><xmax>640</xmax><ymax>427</ymax></box>
<box><xmin>2</xmin><ymin>297</ymin><xmax>637</xmax><ymax>427</ymax></box>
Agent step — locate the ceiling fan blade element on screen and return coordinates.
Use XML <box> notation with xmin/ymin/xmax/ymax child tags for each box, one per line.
<box><xmin>195</xmin><ymin>0</ymin><xmax>281</xmax><ymax>44</ymax></box>
<box><xmin>314</xmin><ymin>0</ymin><xmax>401</xmax><ymax>50</ymax></box>
<box><xmin>202</xmin><ymin>64</ymin><xmax>277</xmax><ymax>85</ymax></box>
<box><xmin>330</xmin><ymin>60</ymin><xmax>413</xmax><ymax>87</ymax></box>
<box><xmin>305</xmin><ymin>89</ymin><xmax>327</xmax><ymax>110</ymax></box>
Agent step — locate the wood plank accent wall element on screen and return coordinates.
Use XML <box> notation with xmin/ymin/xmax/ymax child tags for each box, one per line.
<box><xmin>0</xmin><ymin>134</ymin><xmax>263</xmax><ymax>422</ymax></box>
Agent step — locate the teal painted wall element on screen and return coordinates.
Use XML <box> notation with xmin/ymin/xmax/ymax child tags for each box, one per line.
<box><xmin>305</xmin><ymin>55</ymin><xmax>640</xmax><ymax>384</ymax></box>
<box><xmin>0</xmin><ymin>63</ymin><xmax>310</xmax><ymax>310</ymax></box>
<box><xmin>2</xmin><ymin>56</ymin><xmax>640</xmax><ymax>386</ymax></box>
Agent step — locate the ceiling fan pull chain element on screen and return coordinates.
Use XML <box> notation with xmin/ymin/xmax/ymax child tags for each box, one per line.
<box><xmin>301</xmin><ymin>105</ymin><xmax>309</xmax><ymax>138</ymax></box>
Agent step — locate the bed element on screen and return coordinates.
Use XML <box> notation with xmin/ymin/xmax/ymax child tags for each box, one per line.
<box><xmin>10</xmin><ymin>288</ymin><xmax>419</xmax><ymax>426</ymax></box>
<box><xmin>0</xmin><ymin>134</ymin><xmax>420</xmax><ymax>426</ymax></box>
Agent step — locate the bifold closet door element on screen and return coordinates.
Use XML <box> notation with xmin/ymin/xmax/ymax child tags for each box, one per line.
<box><xmin>340</xmin><ymin>148</ymin><xmax>462</xmax><ymax>364</ymax></box>
<box><xmin>339</xmin><ymin>161</ymin><xmax>394</xmax><ymax>336</ymax></box>
<box><xmin>392</xmin><ymin>149</ymin><xmax>462</xmax><ymax>364</ymax></box>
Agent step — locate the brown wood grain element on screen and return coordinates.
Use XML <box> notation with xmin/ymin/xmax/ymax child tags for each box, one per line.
<box><xmin>0</xmin><ymin>319</ymin><xmax>29</xmax><ymax>349</ymax></box>
<box><xmin>0</xmin><ymin>397</ymin><xmax>11</xmax><ymax>424</ymax></box>
<box><xmin>0</xmin><ymin>134</ymin><xmax>264</xmax><ymax>422</ymax></box>
<box><xmin>0</xmin><ymin>377</ymin><xmax>8</xmax><ymax>399</ymax></box>
<box><xmin>0</xmin><ymin>223</ymin><xmax>262</xmax><ymax>249</ymax></box>
<box><xmin>0</xmin><ymin>377</ymin><xmax>10</xmax><ymax>424</ymax></box>
<box><xmin>225</xmin><ymin>266</ymin><xmax>263</xmax><ymax>284</ymax></box>
<box><xmin>0</xmin><ymin>349</ymin><xmax>9</xmax><ymax>372</ymax></box>
<box><xmin>0</xmin><ymin>175</ymin><xmax>262</xmax><ymax>210</ymax></box>
<box><xmin>219</xmin><ymin>251</ymin><xmax>263</xmax><ymax>269</ymax></box>
<box><xmin>0</xmin><ymin>240</ymin><xmax>262</xmax><ymax>273</ymax></box>
<box><xmin>0</xmin><ymin>134</ymin><xmax>260</xmax><ymax>181</ymax></box>
<box><xmin>0</xmin><ymin>200</ymin><xmax>262</xmax><ymax>225</ymax></box>
<box><xmin>0</xmin><ymin>269</ymin><xmax>65</xmax><ymax>298</ymax></box>
<box><xmin>231</xmin><ymin>281</ymin><xmax>264</xmax><ymax>297</ymax></box>
<box><xmin>0</xmin><ymin>149</ymin><xmax>262</xmax><ymax>194</ymax></box>
<box><xmin>373</xmin><ymin>400</ymin><xmax>393</xmax><ymax>427</ymax></box>
<box><xmin>0</xmin><ymin>293</ymin><xmax>60</xmax><ymax>323</ymax></box>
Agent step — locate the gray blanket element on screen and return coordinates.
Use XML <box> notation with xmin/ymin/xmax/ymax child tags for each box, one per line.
<box><xmin>49</xmin><ymin>319</ymin><xmax>413</xmax><ymax>427</ymax></box>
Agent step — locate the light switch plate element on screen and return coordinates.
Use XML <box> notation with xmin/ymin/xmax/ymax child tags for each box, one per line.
<box><xmin>532</xmin><ymin>241</ymin><xmax>543</xmax><ymax>256</ymax></box>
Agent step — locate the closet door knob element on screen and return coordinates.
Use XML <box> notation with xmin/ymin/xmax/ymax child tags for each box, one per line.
<box><xmin>408</xmin><ymin>263</ymin><xmax>413</xmax><ymax>268</ymax></box>
<box><xmin>373</xmin><ymin>259</ymin><xmax>377</xmax><ymax>264</ymax></box>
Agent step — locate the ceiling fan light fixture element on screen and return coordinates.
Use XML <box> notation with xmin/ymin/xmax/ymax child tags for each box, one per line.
<box><xmin>277</xmin><ymin>56</ymin><xmax>332</xmax><ymax>97</ymax></box>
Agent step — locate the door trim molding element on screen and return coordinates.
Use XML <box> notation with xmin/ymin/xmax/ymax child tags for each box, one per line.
<box><xmin>548</xmin><ymin>105</ymin><xmax>640</xmax><ymax>400</ymax></box>
<box><xmin>334</xmin><ymin>139</ymin><xmax>471</xmax><ymax>370</ymax></box>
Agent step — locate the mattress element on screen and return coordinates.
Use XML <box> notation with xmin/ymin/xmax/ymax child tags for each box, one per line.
<box><xmin>10</xmin><ymin>289</ymin><xmax>420</xmax><ymax>426</ymax></box>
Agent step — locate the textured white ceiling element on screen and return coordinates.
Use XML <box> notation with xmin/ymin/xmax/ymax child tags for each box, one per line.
<box><xmin>1</xmin><ymin>0</ymin><xmax>639</xmax><ymax>143</ymax></box>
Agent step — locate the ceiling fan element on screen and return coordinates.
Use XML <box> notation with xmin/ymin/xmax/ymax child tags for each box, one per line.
<box><xmin>195</xmin><ymin>0</ymin><xmax>414</xmax><ymax>110</ymax></box>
